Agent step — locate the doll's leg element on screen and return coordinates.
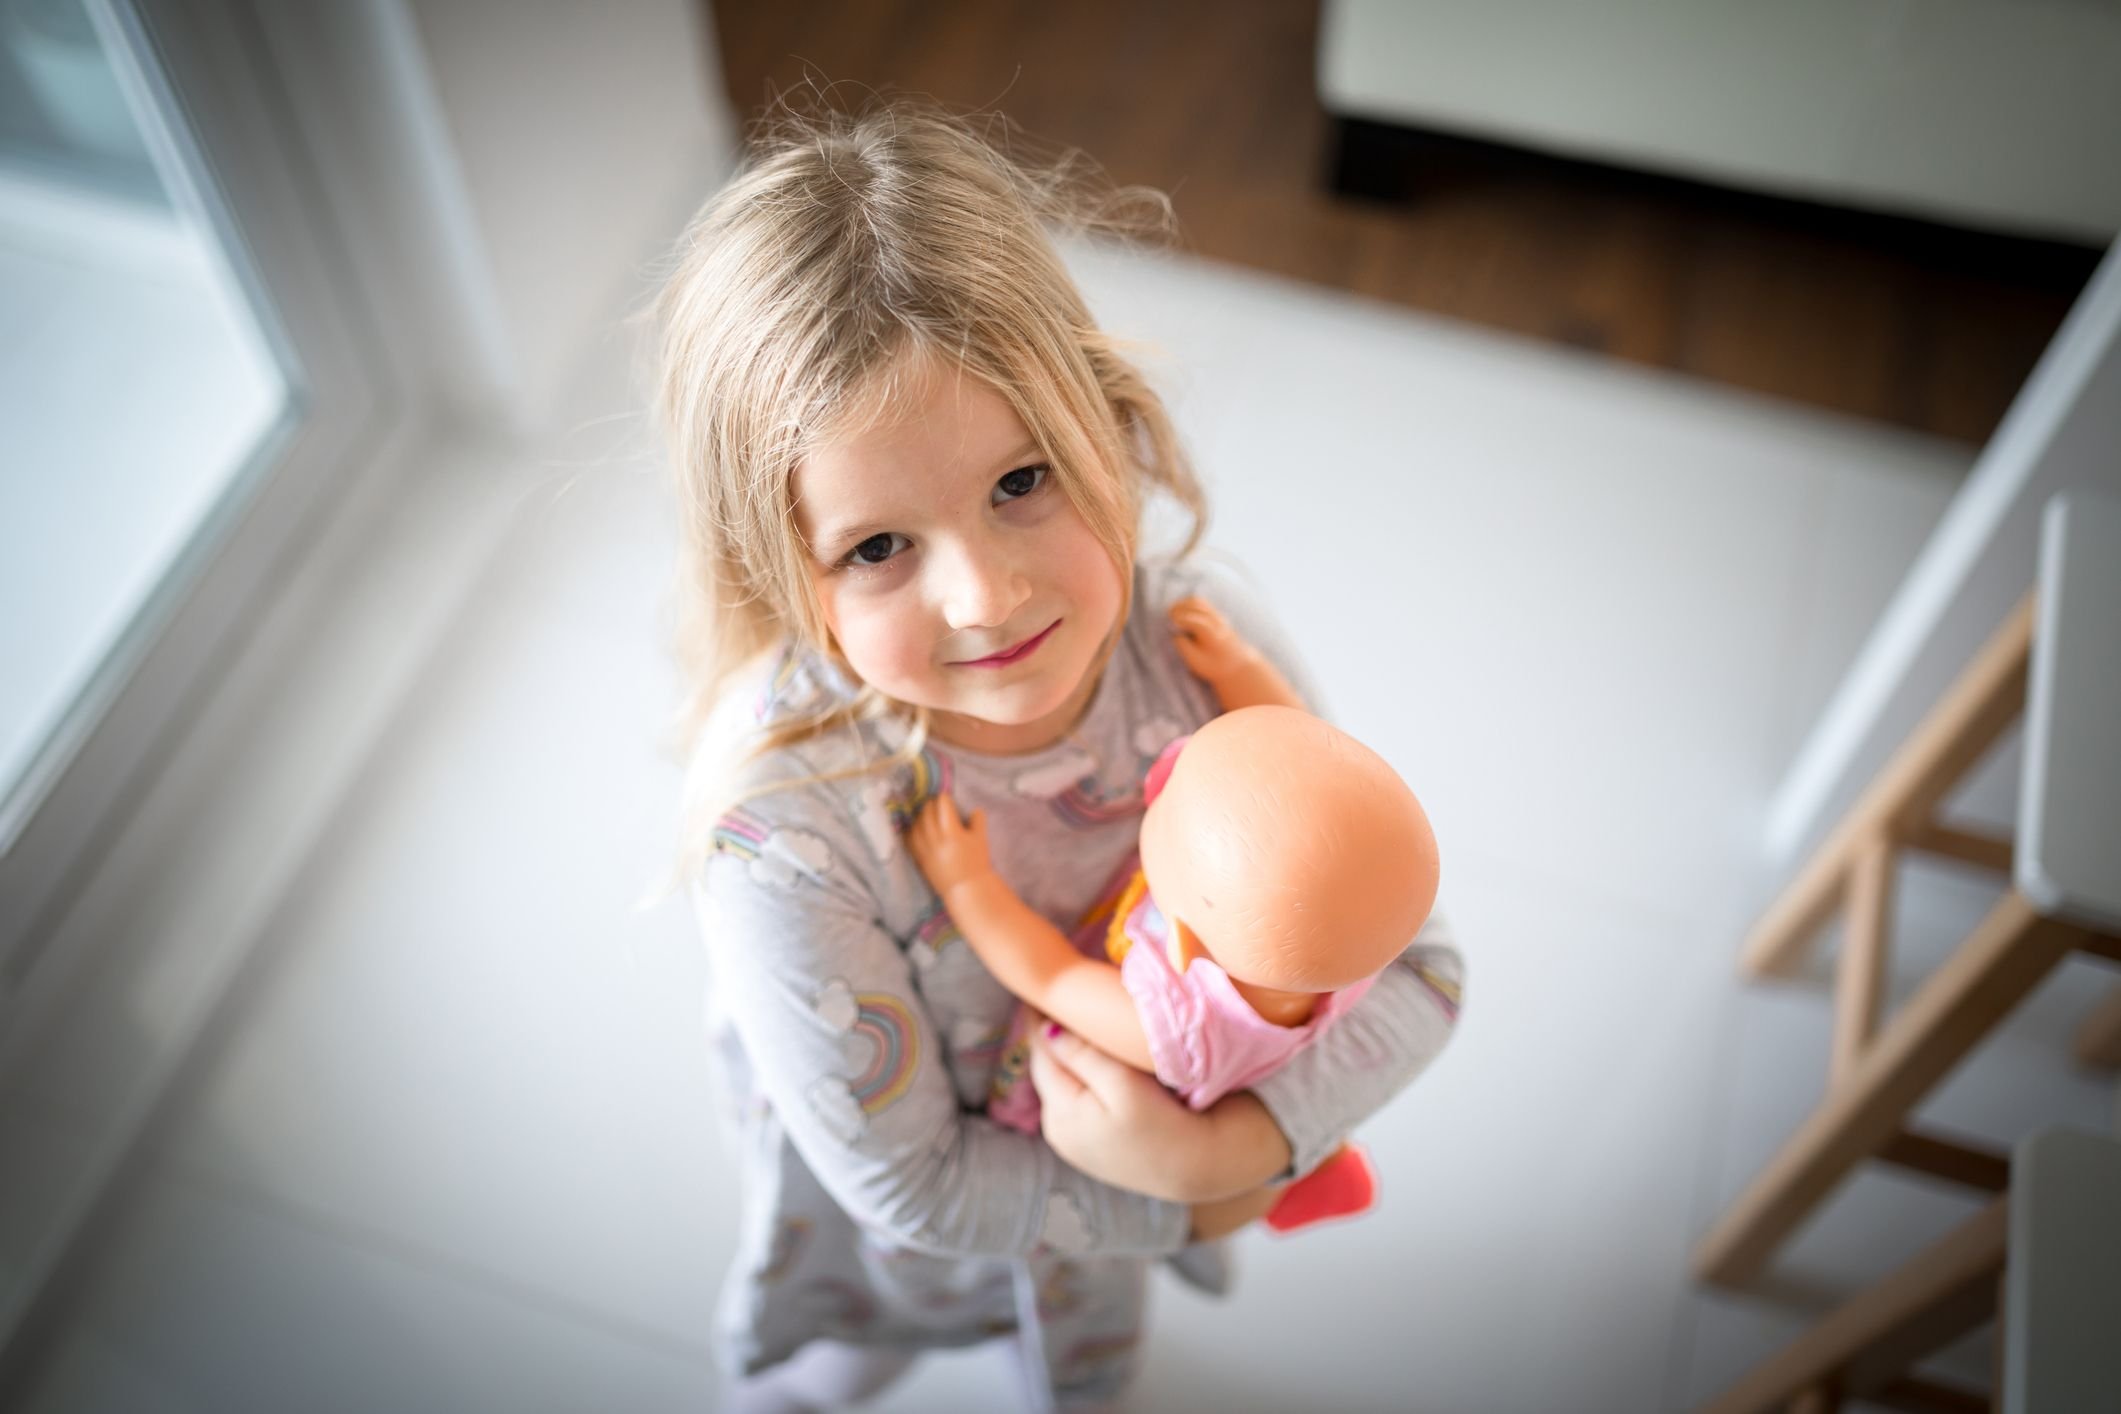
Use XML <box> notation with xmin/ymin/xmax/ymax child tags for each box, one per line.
<box><xmin>723</xmin><ymin>1340</ymin><xmax>920</xmax><ymax>1412</ymax></box>
<box><xmin>1264</xmin><ymin>1141</ymin><xmax>1377</xmax><ymax>1233</ymax></box>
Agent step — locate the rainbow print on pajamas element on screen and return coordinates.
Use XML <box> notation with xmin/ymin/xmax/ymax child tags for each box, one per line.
<box><xmin>914</xmin><ymin>905</ymin><xmax>961</xmax><ymax>953</ymax></box>
<box><xmin>955</xmin><ymin>1025</ymin><xmax>1008</xmax><ymax>1073</ymax></box>
<box><xmin>850</xmin><ymin>993</ymin><xmax>921</xmax><ymax>1114</ymax></box>
<box><xmin>710</xmin><ymin>809</ymin><xmax>769</xmax><ymax>860</ymax></box>
<box><xmin>1048</xmin><ymin>778</ymin><xmax>1143</xmax><ymax>829</ymax></box>
<box><xmin>1415</xmin><ymin>961</ymin><xmax>1462</xmax><ymax>1021</ymax></box>
<box><xmin>888</xmin><ymin>748</ymin><xmax>955</xmax><ymax>831</ymax></box>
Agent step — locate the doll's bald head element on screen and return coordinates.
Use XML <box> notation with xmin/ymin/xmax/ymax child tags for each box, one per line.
<box><xmin>1138</xmin><ymin>705</ymin><xmax>1438</xmax><ymax>993</ymax></box>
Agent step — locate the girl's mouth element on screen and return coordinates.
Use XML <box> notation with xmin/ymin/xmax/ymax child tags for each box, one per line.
<box><xmin>954</xmin><ymin>619</ymin><xmax>1060</xmax><ymax>669</ymax></box>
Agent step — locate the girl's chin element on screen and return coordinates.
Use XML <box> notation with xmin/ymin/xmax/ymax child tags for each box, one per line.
<box><xmin>922</xmin><ymin>679</ymin><xmax>1086</xmax><ymax>749</ymax></box>
<box><xmin>943</xmin><ymin>688</ymin><xmax>1068</xmax><ymax>729</ymax></box>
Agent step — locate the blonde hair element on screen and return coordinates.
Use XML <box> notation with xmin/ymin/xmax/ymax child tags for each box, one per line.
<box><xmin>655</xmin><ymin>97</ymin><xmax>1207</xmax><ymax>862</ymax></box>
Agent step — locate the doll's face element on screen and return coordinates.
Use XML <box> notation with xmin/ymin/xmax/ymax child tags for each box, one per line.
<box><xmin>793</xmin><ymin>358</ymin><xmax>1125</xmax><ymax>755</ymax></box>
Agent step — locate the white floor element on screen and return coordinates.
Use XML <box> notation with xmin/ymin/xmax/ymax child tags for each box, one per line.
<box><xmin>10</xmin><ymin>240</ymin><xmax>2116</xmax><ymax>1413</ymax></box>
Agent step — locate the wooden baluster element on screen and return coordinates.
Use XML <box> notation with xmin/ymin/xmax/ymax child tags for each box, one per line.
<box><xmin>1832</xmin><ymin>831</ymin><xmax>1895</xmax><ymax>1085</ymax></box>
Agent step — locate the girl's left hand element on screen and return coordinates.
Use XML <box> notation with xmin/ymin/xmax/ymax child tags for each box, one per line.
<box><xmin>1029</xmin><ymin>1025</ymin><xmax>1293</xmax><ymax>1204</ymax></box>
<box><xmin>906</xmin><ymin>794</ymin><xmax>992</xmax><ymax>897</ymax></box>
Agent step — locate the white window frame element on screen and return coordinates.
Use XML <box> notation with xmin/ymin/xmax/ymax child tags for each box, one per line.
<box><xmin>0</xmin><ymin>0</ymin><xmax>405</xmax><ymax>1005</ymax></box>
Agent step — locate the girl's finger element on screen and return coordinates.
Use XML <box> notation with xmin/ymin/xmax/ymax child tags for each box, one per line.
<box><xmin>1034</xmin><ymin>1026</ymin><xmax>1142</xmax><ymax>1111</ymax></box>
<box><xmin>1026</xmin><ymin>1027</ymin><xmax>1092</xmax><ymax>1110</ymax></box>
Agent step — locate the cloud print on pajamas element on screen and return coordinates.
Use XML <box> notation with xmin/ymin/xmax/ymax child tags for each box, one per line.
<box><xmin>806</xmin><ymin>977</ymin><xmax>922</xmax><ymax>1140</ymax></box>
<box><xmin>1040</xmin><ymin>1191</ymin><xmax>1093</xmax><ymax>1253</ymax></box>
<box><xmin>1007</xmin><ymin>746</ymin><xmax>1098</xmax><ymax>800</ymax></box>
<box><xmin>709</xmin><ymin>810</ymin><xmax>835</xmax><ymax>889</ymax></box>
<box><xmin>855</xmin><ymin>777</ymin><xmax>900</xmax><ymax>862</ymax></box>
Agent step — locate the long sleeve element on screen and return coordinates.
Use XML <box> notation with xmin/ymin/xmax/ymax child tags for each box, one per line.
<box><xmin>697</xmin><ymin>788</ymin><xmax>1191</xmax><ymax>1260</ymax></box>
<box><xmin>1247</xmin><ymin>908</ymin><xmax>1464</xmax><ymax>1178</ymax></box>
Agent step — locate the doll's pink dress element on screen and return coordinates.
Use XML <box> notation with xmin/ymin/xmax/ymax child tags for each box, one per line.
<box><xmin>987</xmin><ymin>734</ymin><xmax>1375</xmax><ymax>1132</ymax></box>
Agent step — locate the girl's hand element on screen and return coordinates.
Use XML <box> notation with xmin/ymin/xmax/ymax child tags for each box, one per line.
<box><xmin>906</xmin><ymin>794</ymin><xmax>993</xmax><ymax>898</ymax></box>
<box><xmin>1167</xmin><ymin>596</ymin><xmax>1262</xmax><ymax>685</ymax></box>
<box><xmin>1028</xmin><ymin>1025</ymin><xmax>1293</xmax><ymax>1203</ymax></box>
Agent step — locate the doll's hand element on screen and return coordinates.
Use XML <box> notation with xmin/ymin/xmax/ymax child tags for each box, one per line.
<box><xmin>1168</xmin><ymin>596</ymin><xmax>1305</xmax><ymax>712</ymax></box>
<box><xmin>1167</xmin><ymin>596</ymin><xmax>1263</xmax><ymax>685</ymax></box>
<box><xmin>907</xmin><ymin>794</ymin><xmax>993</xmax><ymax>899</ymax></box>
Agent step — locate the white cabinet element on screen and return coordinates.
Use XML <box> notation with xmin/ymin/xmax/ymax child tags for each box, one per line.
<box><xmin>1319</xmin><ymin>0</ymin><xmax>2121</xmax><ymax>244</ymax></box>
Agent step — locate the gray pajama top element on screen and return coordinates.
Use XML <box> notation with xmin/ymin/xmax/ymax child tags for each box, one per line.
<box><xmin>690</xmin><ymin>556</ymin><xmax>1465</xmax><ymax>1407</ymax></box>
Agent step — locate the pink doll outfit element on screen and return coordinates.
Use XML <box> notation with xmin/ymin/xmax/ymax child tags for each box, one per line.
<box><xmin>1120</xmin><ymin>888</ymin><xmax>1376</xmax><ymax>1109</ymax></box>
<box><xmin>987</xmin><ymin>734</ymin><xmax>1374</xmax><ymax>1130</ymax></box>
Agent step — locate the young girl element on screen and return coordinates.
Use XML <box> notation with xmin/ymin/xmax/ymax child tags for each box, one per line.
<box><xmin>656</xmin><ymin>101</ymin><xmax>1464</xmax><ymax>1412</ymax></box>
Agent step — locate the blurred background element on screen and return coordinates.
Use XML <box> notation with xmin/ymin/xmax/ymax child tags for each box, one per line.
<box><xmin>1</xmin><ymin>2</ymin><xmax>2115</xmax><ymax>1411</ymax></box>
<box><xmin>715</xmin><ymin>0</ymin><xmax>2102</xmax><ymax>447</ymax></box>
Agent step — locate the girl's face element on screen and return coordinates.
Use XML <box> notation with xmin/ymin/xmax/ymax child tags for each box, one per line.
<box><xmin>793</xmin><ymin>358</ymin><xmax>1126</xmax><ymax>755</ymax></box>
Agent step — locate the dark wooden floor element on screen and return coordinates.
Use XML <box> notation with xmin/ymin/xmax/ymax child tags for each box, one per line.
<box><xmin>710</xmin><ymin>0</ymin><xmax>2100</xmax><ymax>447</ymax></box>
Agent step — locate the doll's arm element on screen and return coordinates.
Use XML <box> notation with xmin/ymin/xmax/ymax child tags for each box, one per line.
<box><xmin>907</xmin><ymin>797</ymin><xmax>1156</xmax><ymax>1072</ymax></box>
<box><xmin>1168</xmin><ymin>596</ymin><xmax>1305</xmax><ymax>712</ymax></box>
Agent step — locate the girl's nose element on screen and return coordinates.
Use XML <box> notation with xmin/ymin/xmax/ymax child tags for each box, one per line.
<box><xmin>939</xmin><ymin>541</ymin><xmax>1031</xmax><ymax>632</ymax></box>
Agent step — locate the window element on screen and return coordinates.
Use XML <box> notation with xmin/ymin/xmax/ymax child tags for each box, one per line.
<box><xmin>1</xmin><ymin>0</ymin><xmax>292</xmax><ymax>841</ymax></box>
<box><xmin>0</xmin><ymin>0</ymin><xmax>391</xmax><ymax>994</ymax></box>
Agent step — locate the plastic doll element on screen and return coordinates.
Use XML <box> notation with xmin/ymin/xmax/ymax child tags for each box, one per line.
<box><xmin>910</xmin><ymin>596</ymin><xmax>1440</xmax><ymax>1231</ymax></box>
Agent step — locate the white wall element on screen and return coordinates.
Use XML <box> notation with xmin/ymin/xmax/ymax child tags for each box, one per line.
<box><xmin>408</xmin><ymin>0</ymin><xmax>732</xmax><ymax>429</ymax></box>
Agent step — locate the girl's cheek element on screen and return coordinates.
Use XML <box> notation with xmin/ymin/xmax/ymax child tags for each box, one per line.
<box><xmin>839</xmin><ymin>602</ymin><xmax>937</xmax><ymax>687</ymax></box>
<box><xmin>1055</xmin><ymin>522</ymin><xmax>1124</xmax><ymax>626</ymax></box>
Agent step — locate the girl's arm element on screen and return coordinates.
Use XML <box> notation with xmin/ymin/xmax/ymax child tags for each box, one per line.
<box><xmin>906</xmin><ymin>797</ymin><xmax>1155</xmax><ymax>1072</ymax></box>
<box><xmin>1247</xmin><ymin>911</ymin><xmax>1464</xmax><ymax>1180</ymax></box>
<box><xmin>698</xmin><ymin>791</ymin><xmax>1195</xmax><ymax>1258</ymax></box>
<box><xmin>1029</xmin><ymin>914</ymin><xmax>1463</xmax><ymax>1198</ymax></box>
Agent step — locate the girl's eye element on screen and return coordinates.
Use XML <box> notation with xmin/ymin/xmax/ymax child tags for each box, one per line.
<box><xmin>844</xmin><ymin>532</ymin><xmax>909</xmax><ymax>568</ymax></box>
<box><xmin>993</xmin><ymin>464</ymin><xmax>1049</xmax><ymax>504</ymax></box>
